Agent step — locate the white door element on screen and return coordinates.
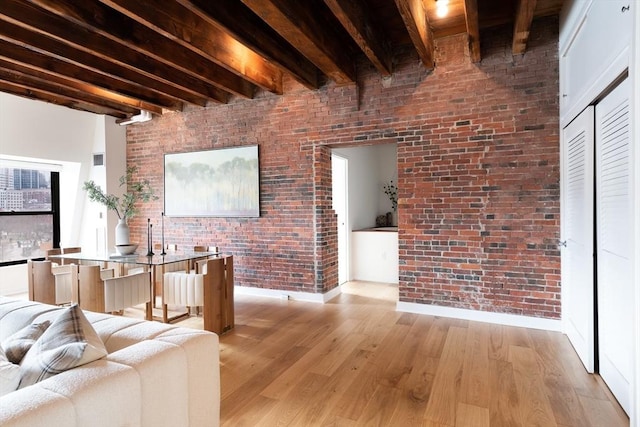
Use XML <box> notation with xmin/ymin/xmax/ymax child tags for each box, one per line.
<box><xmin>595</xmin><ymin>79</ymin><xmax>632</xmax><ymax>414</ymax></box>
<box><xmin>561</xmin><ymin>106</ymin><xmax>595</xmax><ymax>373</ymax></box>
<box><xmin>331</xmin><ymin>154</ymin><xmax>349</xmax><ymax>285</ymax></box>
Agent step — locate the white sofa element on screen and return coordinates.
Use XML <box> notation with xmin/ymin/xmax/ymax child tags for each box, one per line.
<box><xmin>0</xmin><ymin>297</ymin><xmax>220</xmax><ymax>427</ymax></box>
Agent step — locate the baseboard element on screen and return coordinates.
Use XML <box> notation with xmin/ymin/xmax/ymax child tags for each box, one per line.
<box><xmin>396</xmin><ymin>301</ymin><xmax>562</xmax><ymax>332</ymax></box>
<box><xmin>234</xmin><ymin>284</ymin><xmax>341</xmax><ymax>303</ymax></box>
<box><xmin>234</xmin><ymin>286</ymin><xmax>562</xmax><ymax>331</ymax></box>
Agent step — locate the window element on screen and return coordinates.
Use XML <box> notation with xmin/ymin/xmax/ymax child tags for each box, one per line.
<box><xmin>0</xmin><ymin>167</ymin><xmax>60</xmax><ymax>265</ymax></box>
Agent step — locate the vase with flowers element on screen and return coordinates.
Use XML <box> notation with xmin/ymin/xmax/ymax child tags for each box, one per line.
<box><xmin>383</xmin><ymin>180</ymin><xmax>398</xmax><ymax>226</ymax></box>
<box><xmin>83</xmin><ymin>166</ymin><xmax>157</xmax><ymax>251</ymax></box>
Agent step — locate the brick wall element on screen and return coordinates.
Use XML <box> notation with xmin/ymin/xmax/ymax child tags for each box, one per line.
<box><xmin>127</xmin><ymin>17</ymin><xmax>560</xmax><ymax>319</ymax></box>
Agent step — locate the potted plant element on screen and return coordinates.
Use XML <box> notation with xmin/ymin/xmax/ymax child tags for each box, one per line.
<box><xmin>83</xmin><ymin>166</ymin><xmax>157</xmax><ymax>247</ymax></box>
<box><xmin>383</xmin><ymin>180</ymin><xmax>398</xmax><ymax>226</ymax></box>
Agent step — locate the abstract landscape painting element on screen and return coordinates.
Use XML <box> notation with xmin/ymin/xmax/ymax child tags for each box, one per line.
<box><xmin>164</xmin><ymin>146</ymin><xmax>259</xmax><ymax>217</ymax></box>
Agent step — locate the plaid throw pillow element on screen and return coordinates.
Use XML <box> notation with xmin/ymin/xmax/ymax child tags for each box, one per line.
<box><xmin>2</xmin><ymin>320</ymin><xmax>51</xmax><ymax>364</ymax></box>
<box><xmin>18</xmin><ymin>304</ymin><xmax>107</xmax><ymax>389</ymax></box>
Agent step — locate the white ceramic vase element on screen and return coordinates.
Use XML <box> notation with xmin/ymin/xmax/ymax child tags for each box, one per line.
<box><xmin>391</xmin><ymin>211</ymin><xmax>398</xmax><ymax>227</ymax></box>
<box><xmin>115</xmin><ymin>217</ymin><xmax>130</xmax><ymax>246</ymax></box>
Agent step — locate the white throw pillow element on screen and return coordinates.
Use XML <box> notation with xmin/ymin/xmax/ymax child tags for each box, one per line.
<box><xmin>0</xmin><ymin>346</ymin><xmax>21</xmax><ymax>396</ymax></box>
<box><xmin>19</xmin><ymin>304</ymin><xmax>107</xmax><ymax>389</ymax></box>
<box><xmin>2</xmin><ymin>320</ymin><xmax>51</xmax><ymax>364</ymax></box>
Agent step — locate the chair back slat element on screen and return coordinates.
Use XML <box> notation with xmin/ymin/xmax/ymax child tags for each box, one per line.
<box><xmin>76</xmin><ymin>264</ymin><xmax>150</xmax><ymax>314</ymax></box>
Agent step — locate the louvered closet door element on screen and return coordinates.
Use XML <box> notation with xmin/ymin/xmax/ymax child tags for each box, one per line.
<box><xmin>561</xmin><ymin>106</ymin><xmax>595</xmax><ymax>373</ymax></box>
<box><xmin>595</xmin><ymin>78</ymin><xmax>632</xmax><ymax>415</ymax></box>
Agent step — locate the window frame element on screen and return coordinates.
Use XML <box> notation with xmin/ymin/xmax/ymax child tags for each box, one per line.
<box><xmin>0</xmin><ymin>171</ymin><xmax>60</xmax><ymax>266</ymax></box>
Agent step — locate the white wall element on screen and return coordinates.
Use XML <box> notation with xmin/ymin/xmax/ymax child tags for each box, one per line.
<box><xmin>85</xmin><ymin>114</ymin><xmax>127</xmax><ymax>253</ymax></box>
<box><xmin>375</xmin><ymin>144</ymin><xmax>398</xmax><ymax>215</ymax></box>
<box><xmin>333</xmin><ymin>144</ymin><xmax>397</xmax><ymax>230</ymax></box>
<box><xmin>0</xmin><ymin>93</ymin><xmax>126</xmax><ymax>294</ymax></box>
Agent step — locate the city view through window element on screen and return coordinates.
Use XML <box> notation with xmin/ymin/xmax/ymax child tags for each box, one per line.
<box><xmin>0</xmin><ymin>167</ymin><xmax>55</xmax><ymax>263</ymax></box>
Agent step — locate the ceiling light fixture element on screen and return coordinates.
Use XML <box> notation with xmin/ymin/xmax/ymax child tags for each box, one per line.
<box><xmin>117</xmin><ymin>110</ymin><xmax>152</xmax><ymax>126</ymax></box>
<box><xmin>436</xmin><ymin>0</ymin><xmax>449</xmax><ymax>18</ymax></box>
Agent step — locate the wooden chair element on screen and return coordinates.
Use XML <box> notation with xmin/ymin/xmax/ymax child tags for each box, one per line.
<box><xmin>27</xmin><ymin>260</ymin><xmax>76</xmax><ymax>305</ymax></box>
<box><xmin>163</xmin><ymin>256</ymin><xmax>233</xmax><ymax>334</ymax></box>
<box><xmin>192</xmin><ymin>245</ymin><xmax>219</xmax><ymax>274</ymax></box>
<box><xmin>193</xmin><ymin>245</ymin><xmax>215</xmax><ymax>252</ymax></box>
<box><xmin>45</xmin><ymin>248</ymin><xmax>62</xmax><ymax>266</ymax></box>
<box><xmin>154</xmin><ymin>243</ymin><xmax>178</xmax><ymax>252</ymax></box>
<box><xmin>74</xmin><ymin>264</ymin><xmax>150</xmax><ymax>314</ymax></box>
<box><xmin>61</xmin><ymin>246</ymin><xmax>82</xmax><ymax>265</ymax></box>
<box><xmin>189</xmin><ymin>246</ymin><xmax>219</xmax><ymax>315</ymax></box>
<box><xmin>150</xmin><ymin>244</ymin><xmax>186</xmax><ymax>295</ymax></box>
<box><xmin>45</xmin><ymin>248</ymin><xmax>62</xmax><ymax>259</ymax></box>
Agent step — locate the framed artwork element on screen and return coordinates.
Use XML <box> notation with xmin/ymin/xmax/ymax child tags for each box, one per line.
<box><xmin>164</xmin><ymin>145</ymin><xmax>259</xmax><ymax>217</ymax></box>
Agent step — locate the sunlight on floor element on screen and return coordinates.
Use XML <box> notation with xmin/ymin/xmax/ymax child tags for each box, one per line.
<box><xmin>340</xmin><ymin>280</ymin><xmax>398</xmax><ymax>302</ymax></box>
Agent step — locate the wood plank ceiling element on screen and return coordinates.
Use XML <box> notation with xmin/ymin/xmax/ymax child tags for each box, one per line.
<box><xmin>0</xmin><ymin>0</ymin><xmax>564</xmax><ymax>122</ymax></box>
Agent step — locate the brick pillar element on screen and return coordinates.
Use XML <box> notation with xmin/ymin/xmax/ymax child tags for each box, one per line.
<box><xmin>312</xmin><ymin>144</ymin><xmax>338</xmax><ymax>293</ymax></box>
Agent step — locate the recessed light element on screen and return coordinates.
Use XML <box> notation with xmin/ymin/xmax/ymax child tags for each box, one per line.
<box><xmin>436</xmin><ymin>0</ymin><xmax>449</xmax><ymax>18</ymax></box>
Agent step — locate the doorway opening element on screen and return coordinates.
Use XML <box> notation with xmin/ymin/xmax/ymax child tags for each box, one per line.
<box><xmin>331</xmin><ymin>144</ymin><xmax>398</xmax><ymax>294</ymax></box>
<box><xmin>331</xmin><ymin>153</ymin><xmax>349</xmax><ymax>286</ymax></box>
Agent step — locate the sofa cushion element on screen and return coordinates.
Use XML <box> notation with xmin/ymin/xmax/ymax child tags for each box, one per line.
<box><xmin>157</xmin><ymin>330</ymin><xmax>220</xmax><ymax>424</ymax></box>
<box><xmin>2</xmin><ymin>320</ymin><xmax>51</xmax><ymax>364</ymax></box>
<box><xmin>0</xmin><ymin>384</ymin><xmax>77</xmax><ymax>427</ymax></box>
<box><xmin>103</xmin><ymin>321</ymin><xmax>177</xmax><ymax>353</ymax></box>
<box><xmin>37</xmin><ymin>360</ymin><xmax>143</xmax><ymax>427</ymax></box>
<box><xmin>19</xmin><ymin>305</ymin><xmax>107</xmax><ymax>388</ymax></box>
<box><xmin>0</xmin><ymin>346</ymin><xmax>20</xmax><ymax>397</ymax></box>
<box><xmin>107</xmin><ymin>340</ymin><xmax>189</xmax><ymax>426</ymax></box>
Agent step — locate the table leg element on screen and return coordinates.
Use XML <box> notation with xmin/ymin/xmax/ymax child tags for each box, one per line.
<box><xmin>146</xmin><ymin>265</ymin><xmax>154</xmax><ymax>320</ymax></box>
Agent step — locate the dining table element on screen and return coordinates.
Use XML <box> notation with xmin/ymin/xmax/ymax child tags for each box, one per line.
<box><xmin>48</xmin><ymin>249</ymin><xmax>220</xmax><ymax>321</ymax></box>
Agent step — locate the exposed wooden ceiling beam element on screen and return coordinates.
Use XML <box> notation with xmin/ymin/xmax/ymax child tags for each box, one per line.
<box><xmin>241</xmin><ymin>0</ymin><xmax>357</xmax><ymax>84</ymax></box>
<box><xmin>177</xmin><ymin>0</ymin><xmax>320</xmax><ymax>90</ymax></box>
<box><xmin>0</xmin><ymin>17</ymin><xmax>207</xmax><ymax>108</ymax></box>
<box><xmin>394</xmin><ymin>0</ymin><xmax>435</xmax><ymax>70</ymax></box>
<box><xmin>463</xmin><ymin>0</ymin><xmax>481</xmax><ymax>63</ymax></box>
<box><xmin>27</xmin><ymin>0</ymin><xmax>255</xmax><ymax>99</ymax></box>
<box><xmin>0</xmin><ymin>38</ymin><xmax>174</xmax><ymax>113</ymax></box>
<box><xmin>512</xmin><ymin>0</ymin><xmax>537</xmax><ymax>54</ymax></box>
<box><xmin>0</xmin><ymin>79</ymin><xmax>128</xmax><ymax>117</ymax></box>
<box><xmin>324</xmin><ymin>0</ymin><xmax>393</xmax><ymax>76</ymax></box>
<box><xmin>0</xmin><ymin>63</ymin><xmax>140</xmax><ymax>115</ymax></box>
<box><xmin>1</xmin><ymin>1</ymin><xmax>229</xmax><ymax>105</ymax></box>
<box><xmin>0</xmin><ymin>57</ymin><xmax>163</xmax><ymax>115</ymax></box>
<box><xmin>0</xmin><ymin>0</ymin><xmax>565</xmax><ymax>118</ymax></box>
<box><xmin>100</xmin><ymin>0</ymin><xmax>284</xmax><ymax>95</ymax></box>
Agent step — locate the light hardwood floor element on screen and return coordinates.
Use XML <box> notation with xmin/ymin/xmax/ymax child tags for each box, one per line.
<box><xmin>26</xmin><ymin>280</ymin><xmax>626</xmax><ymax>426</ymax></box>
<box><xmin>172</xmin><ymin>281</ymin><xmax>628</xmax><ymax>427</ymax></box>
